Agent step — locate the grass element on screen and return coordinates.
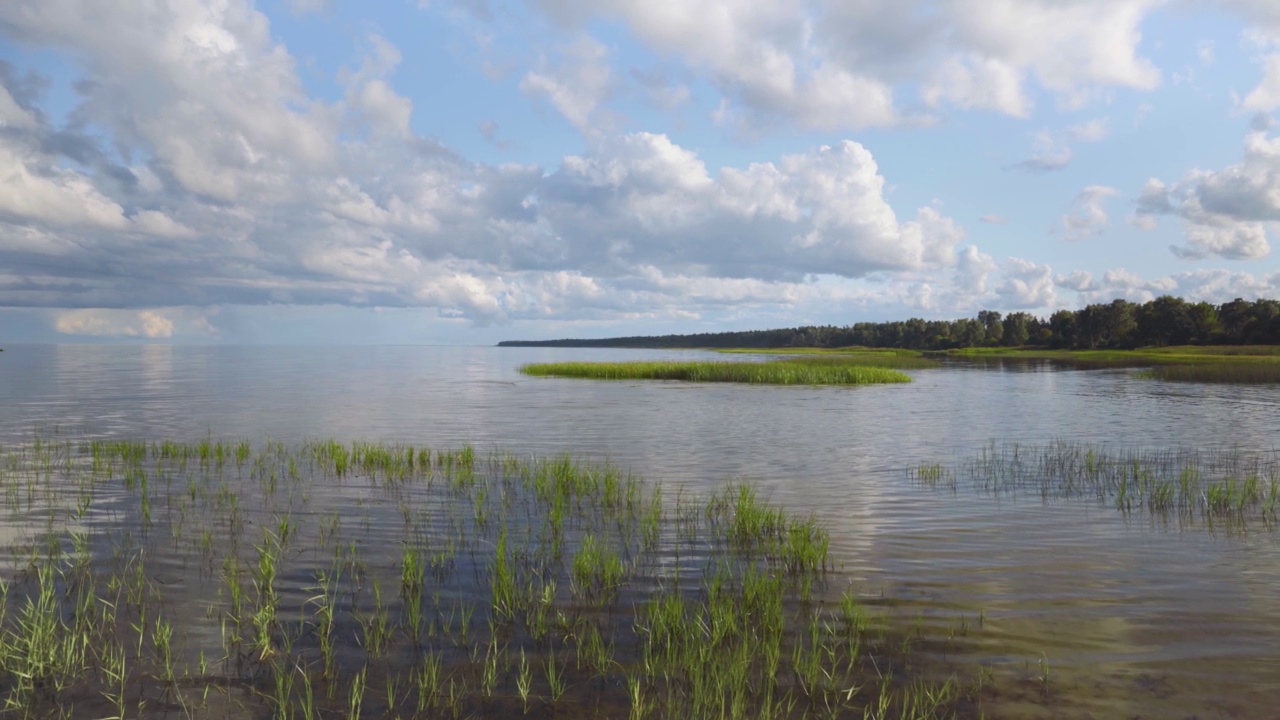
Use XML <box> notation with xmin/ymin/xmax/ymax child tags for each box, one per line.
<box><xmin>934</xmin><ymin>346</ymin><xmax>1280</xmax><ymax>382</ymax></box>
<box><xmin>911</xmin><ymin>441</ymin><xmax>1280</xmax><ymax>528</ymax></box>
<box><xmin>519</xmin><ymin>360</ymin><xmax>913</xmax><ymax>385</ymax></box>
<box><xmin>0</xmin><ymin>434</ymin><xmax>987</xmax><ymax>719</ymax></box>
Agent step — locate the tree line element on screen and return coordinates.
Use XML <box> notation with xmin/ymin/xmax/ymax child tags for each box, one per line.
<box><xmin>498</xmin><ymin>296</ymin><xmax>1280</xmax><ymax>350</ymax></box>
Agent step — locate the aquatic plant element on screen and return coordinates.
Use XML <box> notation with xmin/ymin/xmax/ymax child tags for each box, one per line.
<box><xmin>914</xmin><ymin>441</ymin><xmax>1280</xmax><ymax>528</ymax></box>
<box><xmin>0</xmin><ymin>436</ymin><xmax>985</xmax><ymax>719</ymax></box>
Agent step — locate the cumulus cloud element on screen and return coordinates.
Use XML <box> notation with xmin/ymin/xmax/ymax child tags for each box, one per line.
<box><xmin>52</xmin><ymin>307</ymin><xmax>216</xmax><ymax>338</ymax></box>
<box><xmin>1132</xmin><ymin>126</ymin><xmax>1277</xmax><ymax>260</ymax></box>
<box><xmin>0</xmin><ymin>0</ymin><xmax>971</xmax><ymax>329</ymax></box>
<box><xmin>954</xmin><ymin>245</ymin><xmax>997</xmax><ymax>295</ymax></box>
<box><xmin>525</xmin><ymin>0</ymin><xmax>1163</xmax><ymax>130</ymax></box>
<box><xmin>1055</xmin><ymin>269</ymin><xmax>1096</xmax><ymax>292</ymax></box>
<box><xmin>8</xmin><ymin>0</ymin><xmax>1279</xmax><ymax>339</ymax></box>
<box><xmin>1241</xmin><ymin>54</ymin><xmax>1280</xmax><ymax>112</ymax></box>
<box><xmin>1061</xmin><ymin>186</ymin><xmax>1119</xmax><ymax>241</ymax></box>
<box><xmin>538</xmin><ymin>135</ymin><xmax>964</xmax><ymax>280</ymax></box>
<box><xmin>997</xmin><ymin>257</ymin><xmax>1057</xmax><ymax>307</ymax></box>
<box><xmin>520</xmin><ymin>36</ymin><xmax>617</xmax><ymax>133</ymax></box>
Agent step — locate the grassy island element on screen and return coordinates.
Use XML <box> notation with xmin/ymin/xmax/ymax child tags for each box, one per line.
<box><xmin>519</xmin><ymin>360</ymin><xmax>913</xmax><ymax>385</ymax></box>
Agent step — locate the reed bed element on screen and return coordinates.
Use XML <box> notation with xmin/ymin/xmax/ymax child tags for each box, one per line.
<box><xmin>910</xmin><ymin>442</ymin><xmax>1280</xmax><ymax>528</ymax></box>
<box><xmin>519</xmin><ymin>361</ymin><xmax>912</xmax><ymax>385</ymax></box>
<box><xmin>0</xmin><ymin>435</ymin><xmax>982</xmax><ymax>719</ymax></box>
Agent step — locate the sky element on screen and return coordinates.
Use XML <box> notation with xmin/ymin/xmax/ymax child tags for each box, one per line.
<box><xmin>4</xmin><ymin>1</ymin><xmax>1280</xmax><ymax>344</ymax></box>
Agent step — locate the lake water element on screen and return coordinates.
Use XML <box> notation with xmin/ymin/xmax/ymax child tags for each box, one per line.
<box><xmin>2</xmin><ymin>343</ymin><xmax>1279</xmax><ymax>717</ymax></box>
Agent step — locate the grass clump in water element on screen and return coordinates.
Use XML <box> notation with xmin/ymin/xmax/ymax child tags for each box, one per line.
<box><xmin>519</xmin><ymin>360</ymin><xmax>912</xmax><ymax>385</ymax></box>
<box><xmin>0</xmin><ymin>435</ymin><xmax>984</xmax><ymax>719</ymax></box>
<box><xmin>915</xmin><ymin>441</ymin><xmax>1280</xmax><ymax>529</ymax></box>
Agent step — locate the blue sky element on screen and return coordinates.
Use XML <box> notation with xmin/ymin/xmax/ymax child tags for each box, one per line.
<box><xmin>3</xmin><ymin>0</ymin><xmax>1280</xmax><ymax>344</ymax></box>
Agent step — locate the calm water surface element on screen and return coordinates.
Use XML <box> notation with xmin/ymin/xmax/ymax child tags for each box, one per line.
<box><xmin>2</xmin><ymin>344</ymin><xmax>1279</xmax><ymax>718</ymax></box>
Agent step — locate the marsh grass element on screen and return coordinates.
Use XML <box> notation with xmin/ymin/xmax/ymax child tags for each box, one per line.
<box><xmin>519</xmin><ymin>361</ymin><xmax>912</xmax><ymax>385</ymax></box>
<box><xmin>0</xmin><ymin>435</ymin><xmax>982</xmax><ymax>719</ymax></box>
<box><xmin>912</xmin><ymin>441</ymin><xmax>1280</xmax><ymax>528</ymax></box>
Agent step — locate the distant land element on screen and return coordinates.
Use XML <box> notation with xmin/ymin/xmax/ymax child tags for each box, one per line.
<box><xmin>498</xmin><ymin>295</ymin><xmax>1280</xmax><ymax>351</ymax></box>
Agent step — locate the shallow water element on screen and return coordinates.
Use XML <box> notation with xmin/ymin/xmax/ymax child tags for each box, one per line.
<box><xmin>2</xmin><ymin>344</ymin><xmax>1280</xmax><ymax>717</ymax></box>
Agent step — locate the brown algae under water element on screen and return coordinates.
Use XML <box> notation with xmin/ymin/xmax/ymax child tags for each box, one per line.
<box><xmin>0</xmin><ymin>437</ymin><xmax>1277</xmax><ymax>718</ymax></box>
<box><xmin>0</xmin><ymin>437</ymin><xmax>986</xmax><ymax>720</ymax></box>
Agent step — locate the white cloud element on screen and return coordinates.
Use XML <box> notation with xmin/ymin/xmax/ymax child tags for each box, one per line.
<box><xmin>1009</xmin><ymin>130</ymin><xmax>1074</xmax><ymax>172</ymax></box>
<box><xmin>979</xmin><ymin>214</ymin><xmax>1008</xmax><ymax>224</ymax></box>
<box><xmin>1067</xmin><ymin>119</ymin><xmax>1110</xmax><ymax>143</ymax></box>
<box><xmin>1061</xmin><ymin>185</ymin><xmax>1119</xmax><ymax>241</ymax></box>
<box><xmin>997</xmin><ymin>257</ymin><xmax>1056</xmax><ymax>307</ymax></box>
<box><xmin>1173</xmin><ymin>220</ymin><xmax>1269</xmax><ymax>260</ymax></box>
<box><xmin>0</xmin><ymin>0</ymin><xmax>968</xmax><ymax>327</ymax></box>
<box><xmin>921</xmin><ymin>54</ymin><xmax>1029</xmax><ymax>117</ymax></box>
<box><xmin>52</xmin><ymin>308</ymin><xmax>215</xmax><ymax>338</ymax></box>
<box><xmin>520</xmin><ymin>36</ymin><xmax>616</xmax><ymax>133</ymax></box>
<box><xmin>0</xmin><ymin>141</ymin><xmax>128</xmax><ymax>229</ymax></box>
<box><xmin>1010</xmin><ymin>120</ymin><xmax>1110</xmax><ymax>173</ymax></box>
<box><xmin>1198</xmin><ymin>40</ymin><xmax>1215</xmax><ymax>65</ymax></box>
<box><xmin>339</xmin><ymin>35</ymin><xmax>415</xmax><ymax>140</ymax></box>
<box><xmin>532</xmin><ymin>0</ymin><xmax>1163</xmax><ymax>129</ymax></box>
<box><xmin>1242</xmin><ymin>53</ymin><xmax>1280</xmax><ymax>113</ymax></box>
<box><xmin>954</xmin><ymin>245</ymin><xmax>997</xmax><ymax>294</ymax></box>
<box><xmin>1055</xmin><ymin>269</ymin><xmax>1096</xmax><ymax>291</ymax></box>
<box><xmin>1134</xmin><ymin>127</ymin><xmax>1277</xmax><ymax>260</ymax></box>
<box><xmin>1055</xmin><ymin>265</ymin><xmax>1280</xmax><ymax>307</ymax></box>
<box><xmin>540</xmin><ymin>135</ymin><xmax>964</xmax><ymax>281</ymax></box>
<box><xmin>7</xmin><ymin>0</ymin><xmax>1279</xmax><ymax>338</ymax></box>
<box><xmin>0</xmin><ymin>0</ymin><xmax>342</xmax><ymax>204</ymax></box>
<box><xmin>131</xmin><ymin>210</ymin><xmax>198</xmax><ymax>239</ymax></box>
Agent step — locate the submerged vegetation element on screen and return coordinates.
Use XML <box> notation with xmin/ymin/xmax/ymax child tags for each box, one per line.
<box><xmin>519</xmin><ymin>360</ymin><xmax>913</xmax><ymax>385</ymax></box>
<box><xmin>911</xmin><ymin>442</ymin><xmax>1280</xmax><ymax>528</ymax></box>
<box><xmin>0</xmin><ymin>435</ymin><xmax>986</xmax><ymax>719</ymax></box>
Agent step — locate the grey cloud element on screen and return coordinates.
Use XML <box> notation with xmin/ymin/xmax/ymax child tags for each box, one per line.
<box><xmin>1007</xmin><ymin>155</ymin><xmax>1072</xmax><ymax>173</ymax></box>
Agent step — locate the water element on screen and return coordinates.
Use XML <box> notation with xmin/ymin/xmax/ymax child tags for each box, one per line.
<box><xmin>2</xmin><ymin>343</ymin><xmax>1280</xmax><ymax>717</ymax></box>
